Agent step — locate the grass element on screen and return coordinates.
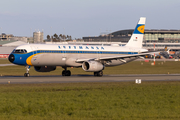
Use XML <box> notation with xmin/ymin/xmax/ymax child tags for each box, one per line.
<box><xmin>1</xmin><ymin>59</ymin><xmax>180</xmax><ymax>119</ymax></box>
<box><xmin>1</xmin><ymin>58</ymin><xmax>180</xmax><ymax>76</ymax></box>
<box><xmin>0</xmin><ymin>58</ymin><xmax>11</xmax><ymax>64</ymax></box>
<box><xmin>0</xmin><ymin>82</ymin><xmax>179</xmax><ymax>120</ymax></box>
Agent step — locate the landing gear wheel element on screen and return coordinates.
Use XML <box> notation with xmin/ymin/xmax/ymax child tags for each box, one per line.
<box><xmin>24</xmin><ymin>66</ymin><xmax>30</xmax><ymax>77</ymax></box>
<box><xmin>62</xmin><ymin>70</ymin><xmax>71</xmax><ymax>76</ymax></box>
<box><xmin>24</xmin><ymin>73</ymin><xmax>30</xmax><ymax>77</ymax></box>
<box><xmin>62</xmin><ymin>70</ymin><xmax>66</xmax><ymax>76</ymax></box>
<box><xmin>94</xmin><ymin>70</ymin><xmax>103</xmax><ymax>77</ymax></box>
<box><xmin>94</xmin><ymin>72</ymin><xmax>98</xmax><ymax>76</ymax></box>
<box><xmin>66</xmin><ymin>70</ymin><xmax>71</xmax><ymax>76</ymax></box>
<box><xmin>98</xmin><ymin>71</ymin><xmax>103</xmax><ymax>77</ymax></box>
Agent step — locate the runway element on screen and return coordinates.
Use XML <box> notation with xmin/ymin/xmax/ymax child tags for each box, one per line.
<box><xmin>0</xmin><ymin>64</ymin><xmax>16</xmax><ymax>66</ymax></box>
<box><xmin>0</xmin><ymin>74</ymin><xmax>180</xmax><ymax>84</ymax></box>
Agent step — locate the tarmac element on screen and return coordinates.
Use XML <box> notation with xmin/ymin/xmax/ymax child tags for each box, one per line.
<box><xmin>0</xmin><ymin>64</ymin><xmax>16</xmax><ymax>66</ymax></box>
<box><xmin>0</xmin><ymin>60</ymin><xmax>180</xmax><ymax>84</ymax></box>
<box><xmin>0</xmin><ymin>74</ymin><xmax>180</xmax><ymax>84</ymax></box>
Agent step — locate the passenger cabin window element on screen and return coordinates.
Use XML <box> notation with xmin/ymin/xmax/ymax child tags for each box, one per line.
<box><xmin>13</xmin><ymin>49</ymin><xmax>27</xmax><ymax>53</ymax></box>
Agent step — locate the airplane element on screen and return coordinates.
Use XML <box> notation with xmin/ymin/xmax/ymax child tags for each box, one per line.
<box><xmin>8</xmin><ymin>17</ymin><xmax>150</xmax><ymax>77</ymax></box>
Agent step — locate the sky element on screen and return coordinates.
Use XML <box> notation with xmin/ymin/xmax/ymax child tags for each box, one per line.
<box><xmin>0</xmin><ymin>0</ymin><xmax>180</xmax><ymax>39</ymax></box>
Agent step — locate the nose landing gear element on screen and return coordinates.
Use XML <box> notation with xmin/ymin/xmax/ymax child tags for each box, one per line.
<box><xmin>24</xmin><ymin>66</ymin><xmax>30</xmax><ymax>77</ymax></box>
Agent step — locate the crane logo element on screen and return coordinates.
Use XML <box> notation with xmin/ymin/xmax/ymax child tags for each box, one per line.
<box><xmin>137</xmin><ymin>25</ymin><xmax>145</xmax><ymax>34</ymax></box>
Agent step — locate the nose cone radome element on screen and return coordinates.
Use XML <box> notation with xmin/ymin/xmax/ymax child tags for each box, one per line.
<box><xmin>8</xmin><ymin>54</ymin><xmax>15</xmax><ymax>63</ymax></box>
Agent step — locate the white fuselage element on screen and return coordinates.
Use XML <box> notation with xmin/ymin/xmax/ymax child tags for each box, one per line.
<box><xmin>11</xmin><ymin>44</ymin><xmax>147</xmax><ymax>67</ymax></box>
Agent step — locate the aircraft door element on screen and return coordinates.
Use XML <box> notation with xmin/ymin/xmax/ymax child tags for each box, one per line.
<box><xmin>62</xmin><ymin>46</ymin><xmax>67</xmax><ymax>63</ymax></box>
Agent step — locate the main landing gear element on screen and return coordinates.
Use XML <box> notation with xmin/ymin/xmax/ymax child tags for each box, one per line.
<box><xmin>24</xmin><ymin>66</ymin><xmax>30</xmax><ymax>77</ymax></box>
<box><xmin>94</xmin><ymin>70</ymin><xmax>103</xmax><ymax>77</ymax></box>
<box><xmin>62</xmin><ymin>67</ymin><xmax>71</xmax><ymax>76</ymax></box>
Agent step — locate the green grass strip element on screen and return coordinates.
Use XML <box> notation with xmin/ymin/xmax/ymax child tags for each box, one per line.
<box><xmin>0</xmin><ymin>82</ymin><xmax>179</xmax><ymax>120</ymax></box>
<box><xmin>1</xmin><ymin>60</ymin><xmax>180</xmax><ymax>76</ymax></box>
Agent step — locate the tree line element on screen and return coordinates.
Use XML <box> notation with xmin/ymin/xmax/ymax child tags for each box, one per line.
<box><xmin>47</xmin><ymin>34</ymin><xmax>72</xmax><ymax>42</ymax></box>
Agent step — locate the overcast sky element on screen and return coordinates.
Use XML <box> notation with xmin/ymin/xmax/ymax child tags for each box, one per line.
<box><xmin>0</xmin><ymin>0</ymin><xmax>180</xmax><ymax>39</ymax></box>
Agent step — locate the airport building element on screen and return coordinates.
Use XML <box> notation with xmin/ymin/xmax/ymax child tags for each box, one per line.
<box><xmin>0</xmin><ymin>33</ymin><xmax>14</xmax><ymax>40</ymax></box>
<box><xmin>33</xmin><ymin>31</ymin><xmax>44</xmax><ymax>43</ymax></box>
<box><xmin>83</xmin><ymin>29</ymin><xmax>180</xmax><ymax>43</ymax></box>
<box><xmin>0</xmin><ymin>33</ymin><xmax>27</xmax><ymax>42</ymax></box>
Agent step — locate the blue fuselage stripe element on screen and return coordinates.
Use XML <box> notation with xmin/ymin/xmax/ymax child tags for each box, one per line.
<box><xmin>12</xmin><ymin>50</ymin><xmax>138</xmax><ymax>65</ymax></box>
<box><xmin>34</xmin><ymin>50</ymin><xmax>138</xmax><ymax>54</ymax></box>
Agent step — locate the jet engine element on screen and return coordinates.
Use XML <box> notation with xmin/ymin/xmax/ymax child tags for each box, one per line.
<box><xmin>82</xmin><ymin>61</ymin><xmax>104</xmax><ymax>72</ymax></box>
<box><xmin>34</xmin><ymin>66</ymin><xmax>56</xmax><ymax>72</ymax></box>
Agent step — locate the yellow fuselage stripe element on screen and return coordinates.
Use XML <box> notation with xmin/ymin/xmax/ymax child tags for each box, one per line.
<box><xmin>26</xmin><ymin>54</ymin><xmax>37</xmax><ymax>66</ymax></box>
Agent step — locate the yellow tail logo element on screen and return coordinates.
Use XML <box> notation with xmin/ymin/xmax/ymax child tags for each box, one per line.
<box><xmin>137</xmin><ymin>25</ymin><xmax>145</xmax><ymax>34</ymax></box>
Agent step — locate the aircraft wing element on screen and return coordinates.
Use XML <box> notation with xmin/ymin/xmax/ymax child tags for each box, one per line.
<box><xmin>76</xmin><ymin>52</ymin><xmax>157</xmax><ymax>63</ymax></box>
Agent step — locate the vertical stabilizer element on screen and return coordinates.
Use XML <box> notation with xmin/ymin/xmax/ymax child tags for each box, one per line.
<box><xmin>126</xmin><ymin>17</ymin><xmax>146</xmax><ymax>48</ymax></box>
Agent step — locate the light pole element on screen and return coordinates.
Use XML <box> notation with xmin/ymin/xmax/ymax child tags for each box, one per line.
<box><xmin>110</xmin><ymin>30</ymin><xmax>111</xmax><ymax>43</ymax></box>
<box><xmin>63</xmin><ymin>28</ymin><xmax>65</xmax><ymax>41</ymax></box>
<box><xmin>1</xmin><ymin>27</ymin><xmax>2</xmax><ymax>41</ymax></box>
<box><xmin>106</xmin><ymin>30</ymin><xmax>108</xmax><ymax>43</ymax></box>
<box><xmin>51</xmin><ymin>26</ymin><xmax>52</xmax><ymax>42</ymax></box>
<box><xmin>29</xmin><ymin>28</ymin><xmax>32</xmax><ymax>43</ymax></box>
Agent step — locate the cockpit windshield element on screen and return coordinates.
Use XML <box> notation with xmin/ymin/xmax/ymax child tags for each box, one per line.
<box><xmin>12</xmin><ymin>49</ymin><xmax>27</xmax><ymax>53</ymax></box>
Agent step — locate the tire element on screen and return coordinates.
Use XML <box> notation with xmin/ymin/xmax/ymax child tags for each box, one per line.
<box><xmin>94</xmin><ymin>72</ymin><xmax>98</xmax><ymax>76</ymax></box>
<box><xmin>66</xmin><ymin>70</ymin><xmax>71</xmax><ymax>76</ymax></box>
<box><xmin>24</xmin><ymin>73</ymin><xmax>30</xmax><ymax>77</ymax></box>
<box><xmin>62</xmin><ymin>70</ymin><xmax>66</xmax><ymax>76</ymax></box>
<box><xmin>62</xmin><ymin>70</ymin><xmax>71</xmax><ymax>76</ymax></box>
<box><xmin>97</xmin><ymin>71</ymin><xmax>103</xmax><ymax>77</ymax></box>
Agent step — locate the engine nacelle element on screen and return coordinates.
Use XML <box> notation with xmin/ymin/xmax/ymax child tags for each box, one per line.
<box><xmin>82</xmin><ymin>61</ymin><xmax>104</xmax><ymax>72</ymax></box>
<box><xmin>34</xmin><ymin>66</ymin><xmax>56</xmax><ymax>72</ymax></box>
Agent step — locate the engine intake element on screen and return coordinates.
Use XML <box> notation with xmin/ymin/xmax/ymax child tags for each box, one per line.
<box><xmin>34</xmin><ymin>66</ymin><xmax>56</xmax><ymax>72</ymax></box>
<box><xmin>82</xmin><ymin>61</ymin><xmax>104</xmax><ymax>72</ymax></box>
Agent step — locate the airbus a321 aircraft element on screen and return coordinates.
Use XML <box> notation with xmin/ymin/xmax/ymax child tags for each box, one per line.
<box><xmin>9</xmin><ymin>17</ymin><xmax>149</xmax><ymax>77</ymax></box>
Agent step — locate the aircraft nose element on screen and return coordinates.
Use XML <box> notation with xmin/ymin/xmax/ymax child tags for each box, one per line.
<box><xmin>8</xmin><ymin>54</ymin><xmax>15</xmax><ymax>63</ymax></box>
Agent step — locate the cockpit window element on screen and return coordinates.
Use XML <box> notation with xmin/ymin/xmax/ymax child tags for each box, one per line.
<box><xmin>12</xmin><ymin>49</ymin><xmax>27</xmax><ymax>53</ymax></box>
